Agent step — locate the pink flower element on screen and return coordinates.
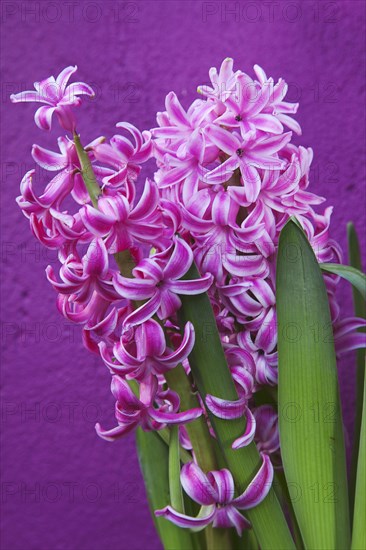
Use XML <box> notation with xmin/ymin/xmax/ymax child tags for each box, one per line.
<box><xmin>113</xmin><ymin>237</ymin><xmax>213</xmax><ymax>326</ymax></box>
<box><xmin>215</xmin><ymin>72</ymin><xmax>284</xmax><ymax>135</ymax></box>
<box><xmin>156</xmin><ymin>453</ymin><xmax>273</xmax><ymax>535</ymax></box>
<box><xmin>32</xmin><ymin>136</ymin><xmax>105</xmax><ymax>204</ymax></box>
<box><xmin>99</xmin><ymin>319</ymin><xmax>195</xmax><ymax>379</ymax></box>
<box><xmin>197</xmin><ymin>57</ymin><xmax>240</xmax><ymax>102</ymax></box>
<box><xmin>95</xmin><ymin>374</ymin><xmax>202</xmax><ymax>440</ymax></box>
<box><xmin>10</xmin><ymin>66</ymin><xmax>94</xmax><ymax>131</ymax></box>
<box><xmin>253</xmin><ymin>65</ymin><xmax>302</xmax><ymax>135</ymax></box>
<box><xmin>204</xmin><ymin>125</ymin><xmax>291</xmax><ymax>203</ymax></box>
<box><xmin>80</xmin><ymin>179</ymin><xmax>163</xmax><ymax>254</ymax></box>
<box><xmin>182</xmin><ymin>188</ymin><xmax>268</xmax><ymax>281</ymax></box>
<box><xmin>46</xmin><ymin>238</ymin><xmax>118</xmax><ymax>304</ymax></box>
<box><xmin>93</xmin><ymin>122</ymin><xmax>152</xmax><ymax>190</ymax></box>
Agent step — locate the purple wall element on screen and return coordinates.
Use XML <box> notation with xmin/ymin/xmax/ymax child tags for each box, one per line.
<box><xmin>1</xmin><ymin>1</ymin><xmax>365</xmax><ymax>549</ymax></box>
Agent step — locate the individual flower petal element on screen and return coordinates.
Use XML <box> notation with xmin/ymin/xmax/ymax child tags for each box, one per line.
<box><xmin>233</xmin><ymin>453</ymin><xmax>274</xmax><ymax>509</ymax></box>
<box><xmin>155</xmin><ymin>505</ymin><xmax>216</xmax><ymax>531</ymax></box>
<box><xmin>181</xmin><ymin>462</ymin><xmax>218</xmax><ymax>505</ymax></box>
<box><xmin>205</xmin><ymin>394</ymin><xmax>247</xmax><ymax>420</ymax></box>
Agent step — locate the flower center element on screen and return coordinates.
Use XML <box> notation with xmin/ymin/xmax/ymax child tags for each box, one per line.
<box><xmin>236</xmin><ymin>148</ymin><xmax>244</xmax><ymax>157</ymax></box>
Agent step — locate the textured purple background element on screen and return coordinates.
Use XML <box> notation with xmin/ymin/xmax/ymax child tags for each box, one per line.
<box><xmin>1</xmin><ymin>1</ymin><xmax>365</xmax><ymax>549</ymax></box>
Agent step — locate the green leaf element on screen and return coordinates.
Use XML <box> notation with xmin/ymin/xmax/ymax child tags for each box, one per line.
<box><xmin>136</xmin><ymin>428</ymin><xmax>196</xmax><ymax>550</ymax></box>
<box><xmin>320</xmin><ymin>262</ymin><xmax>366</xmax><ymax>300</ymax></box>
<box><xmin>277</xmin><ymin>220</ymin><xmax>350</xmax><ymax>549</ymax></box>
<box><xmin>179</xmin><ymin>265</ymin><xmax>295</xmax><ymax>550</ymax></box>
<box><xmin>347</xmin><ymin>223</ymin><xmax>366</xmax><ymax>521</ymax></box>
<box><xmin>351</xmin><ymin>358</ymin><xmax>366</xmax><ymax>550</ymax></box>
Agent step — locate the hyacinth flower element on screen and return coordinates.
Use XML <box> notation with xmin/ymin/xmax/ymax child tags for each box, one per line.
<box><xmin>31</xmin><ymin>136</ymin><xmax>106</xmax><ymax>204</ymax></box>
<box><xmin>80</xmin><ymin>179</ymin><xmax>163</xmax><ymax>254</ymax></box>
<box><xmin>46</xmin><ymin>238</ymin><xmax>119</xmax><ymax>304</ymax></box>
<box><xmin>197</xmin><ymin>57</ymin><xmax>241</xmax><ymax>101</ymax></box>
<box><xmin>96</xmin><ymin>374</ymin><xmax>203</xmax><ymax>440</ymax></box>
<box><xmin>10</xmin><ymin>65</ymin><xmax>94</xmax><ymax>131</ymax></box>
<box><xmin>156</xmin><ymin>453</ymin><xmax>273</xmax><ymax>535</ymax></box>
<box><xmin>93</xmin><ymin>122</ymin><xmax>153</xmax><ymax>189</ymax></box>
<box><xmin>98</xmin><ymin>319</ymin><xmax>195</xmax><ymax>379</ymax></box>
<box><xmin>214</xmin><ymin>72</ymin><xmax>285</xmax><ymax>135</ymax></box>
<box><xmin>113</xmin><ymin>237</ymin><xmax>213</xmax><ymax>326</ymax></box>
<box><xmin>204</xmin><ymin>125</ymin><xmax>292</xmax><ymax>202</ymax></box>
<box><xmin>11</xmin><ymin>61</ymin><xmax>366</xmax><ymax>550</ymax></box>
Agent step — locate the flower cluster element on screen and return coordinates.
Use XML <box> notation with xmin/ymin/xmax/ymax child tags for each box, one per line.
<box><xmin>12</xmin><ymin>61</ymin><xmax>365</xmax><ymax>535</ymax></box>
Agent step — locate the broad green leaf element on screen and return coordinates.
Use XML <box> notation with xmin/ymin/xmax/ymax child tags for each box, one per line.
<box><xmin>351</xmin><ymin>359</ymin><xmax>366</xmax><ymax>550</ymax></box>
<box><xmin>320</xmin><ymin>263</ymin><xmax>366</xmax><ymax>300</ymax></box>
<box><xmin>347</xmin><ymin>223</ymin><xmax>366</xmax><ymax>521</ymax></box>
<box><xmin>179</xmin><ymin>266</ymin><xmax>295</xmax><ymax>550</ymax></box>
<box><xmin>277</xmin><ymin>220</ymin><xmax>350</xmax><ymax>549</ymax></box>
<box><xmin>136</xmin><ymin>428</ymin><xmax>196</xmax><ymax>550</ymax></box>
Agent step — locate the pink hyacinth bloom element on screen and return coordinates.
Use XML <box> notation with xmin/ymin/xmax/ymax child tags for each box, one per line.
<box><xmin>253</xmin><ymin>64</ymin><xmax>302</xmax><ymax>135</ymax></box>
<box><xmin>57</xmin><ymin>292</ymin><xmax>120</xmax><ymax>337</ymax></box>
<box><xmin>10</xmin><ymin>66</ymin><xmax>94</xmax><ymax>131</ymax></box>
<box><xmin>182</xmin><ymin>188</ymin><xmax>268</xmax><ymax>281</ymax></box>
<box><xmin>99</xmin><ymin>319</ymin><xmax>195</xmax><ymax>379</ymax></box>
<box><xmin>17</xmin><ymin>170</ymin><xmax>89</xmax><ymax>249</ymax></box>
<box><xmin>80</xmin><ymin>179</ymin><xmax>163</xmax><ymax>254</ymax></box>
<box><xmin>197</xmin><ymin>57</ymin><xmax>240</xmax><ymax>102</ymax></box>
<box><xmin>32</xmin><ymin>136</ymin><xmax>105</xmax><ymax>204</ymax></box>
<box><xmin>215</xmin><ymin>72</ymin><xmax>284</xmax><ymax>136</ymax></box>
<box><xmin>46</xmin><ymin>238</ymin><xmax>119</xmax><ymax>304</ymax></box>
<box><xmin>95</xmin><ymin>374</ymin><xmax>203</xmax><ymax>440</ymax></box>
<box><xmin>204</xmin><ymin>125</ymin><xmax>292</xmax><ymax>203</ymax></box>
<box><xmin>113</xmin><ymin>237</ymin><xmax>213</xmax><ymax>326</ymax></box>
<box><xmin>156</xmin><ymin>453</ymin><xmax>273</xmax><ymax>535</ymax></box>
<box><xmin>93</xmin><ymin>122</ymin><xmax>152</xmax><ymax>189</ymax></box>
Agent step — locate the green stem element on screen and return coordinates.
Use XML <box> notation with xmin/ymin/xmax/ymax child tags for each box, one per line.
<box><xmin>165</xmin><ymin>367</ymin><xmax>218</xmax><ymax>472</ymax></box>
<box><xmin>156</xmin><ymin>429</ymin><xmax>192</xmax><ymax>464</ymax></box>
<box><xmin>165</xmin><ymin>367</ymin><xmax>233</xmax><ymax>550</ymax></box>
<box><xmin>73</xmin><ymin>132</ymin><xmax>101</xmax><ymax>207</ymax></box>
<box><xmin>169</xmin><ymin>425</ymin><xmax>185</xmax><ymax>513</ymax></box>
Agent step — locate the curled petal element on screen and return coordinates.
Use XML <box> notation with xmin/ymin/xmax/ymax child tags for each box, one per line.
<box><xmin>56</xmin><ymin>65</ymin><xmax>78</xmax><ymax>92</ymax></box>
<box><xmin>31</xmin><ymin>144</ymin><xmax>67</xmax><ymax>171</ymax></box>
<box><xmin>34</xmin><ymin>105</ymin><xmax>55</xmax><ymax>130</ymax></box>
<box><xmin>168</xmin><ymin>272</ymin><xmax>213</xmax><ymax>295</ymax></box>
<box><xmin>123</xmin><ymin>292</ymin><xmax>161</xmax><ymax>327</ymax></box>
<box><xmin>148</xmin><ymin>406</ymin><xmax>202</xmax><ymax>425</ymax></box>
<box><xmin>113</xmin><ymin>273</ymin><xmax>156</xmax><ymax>300</ymax></box>
<box><xmin>225</xmin><ymin>506</ymin><xmax>251</xmax><ymax>535</ymax></box>
<box><xmin>164</xmin><ymin>238</ymin><xmax>193</xmax><ymax>280</ymax></box>
<box><xmin>181</xmin><ymin>462</ymin><xmax>218</xmax><ymax>505</ymax></box>
<box><xmin>95</xmin><ymin>422</ymin><xmax>135</xmax><ymax>441</ymax></box>
<box><xmin>232</xmin><ymin>407</ymin><xmax>256</xmax><ymax>449</ymax></box>
<box><xmin>155</xmin><ymin>505</ymin><xmax>216</xmax><ymax>531</ymax></box>
<box><xmin>205</xmin><ymin>394</ymin><xmax>247</xmax><ymax>420</ymax></box>
<box><xmin>159</xmin><ymin>322</ymin><xmax>195</xmax><ymax>368</ymax></box>
<box><xmin>207</xmin><ymin>469</ymin><xmax>235</xmax><ymax>504</ymax></box>
<box><xmin>233</xmin><ymin>453</ymin><xmax>274</xmax><ymax>509</ymax></box>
